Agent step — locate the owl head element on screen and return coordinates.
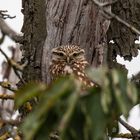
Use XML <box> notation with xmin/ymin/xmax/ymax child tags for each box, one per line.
<box><xmin>49</xmin><ymin>45</ymin><xmax>98</xmax><ymax>88</ymax></box>
<box><xmin>51</xmin><ymin>45</ymin><xmax>86</xmax><ymax>64</ymax></box>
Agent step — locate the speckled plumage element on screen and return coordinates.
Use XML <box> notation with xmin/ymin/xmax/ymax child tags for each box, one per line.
<box><xmin>49</xmin><ymin>45</ymin><xmax>97</xmax><ymax>88</ymax></box>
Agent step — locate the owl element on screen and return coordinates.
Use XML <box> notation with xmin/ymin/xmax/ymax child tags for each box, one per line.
<box><xmin>49</xmin><ymin>45</ymin><xmax>97</xmax><ymax>88</ymax></box>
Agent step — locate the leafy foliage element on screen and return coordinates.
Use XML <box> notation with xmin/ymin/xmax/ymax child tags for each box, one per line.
<box><xmin>15</xmin><ymin>68</ymin><xmax>139</xmax><ymax>140</ymax></box>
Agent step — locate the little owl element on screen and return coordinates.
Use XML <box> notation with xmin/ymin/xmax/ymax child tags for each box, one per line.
<box><xmin>49</xmin><ymin>45</ymin><xmax>97</xmax><ymax>88</ymax></box>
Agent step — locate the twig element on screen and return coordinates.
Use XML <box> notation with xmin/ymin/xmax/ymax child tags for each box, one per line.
<box><xmin>0</xmin><ymin>18</ymin><xmax>22</xmax><ymax>42</ymax></box>
<box><xmin>0</xmin><ymin>32</ymin><xmax>5</xmax><ymax>45</ymax></box>
<box><xmin>0</xmin><ymin>48</ymin><xmax>25</xmax><ymax>84</ymax></box>
<box><xmin>118</xmin><ymin>118</ymin><xmax>140</xmax><ymax>139</ymax></box>
<box><xmin>0</xmin><ymin>10</ymin><xmax>16</xmax><ymax>19</ymax></box>
<box><xmin>0</xmin><ymin>81</ymin><xmax>17</xmax><ymax>92</ymax></box>
<box><xmin>0</xmin><ymin>48</ymin><xmax>23</xmax><ymax>71</ymax></box>
<box><xmin>13</xmin><ymin>68</ymin><xmax>25</xmax><ymax>84</ymax></box>
<box><xmin>0</xmin><ymin>93</ymin><xmax>15</xmax><ymax>100</ymax></box>
<box><xmin>113</xmin><ymin>133</ymin><xmax>133</xmax><ymax>139</ymax></box>
<box><xmin>91</xmin><ymin>0</ymin><xmax>140</xmax><ymax>35</ymax></box>
<box><xmin>118</xmin><ymin>118</ymin><xmax>137</xmax><ymax>134</ymax></box>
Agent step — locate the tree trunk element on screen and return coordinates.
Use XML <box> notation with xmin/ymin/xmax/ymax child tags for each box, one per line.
<box><xmin>21</xmin><ymin>0</ymin><xmax>110</xmax><ymax>84</ymax></box>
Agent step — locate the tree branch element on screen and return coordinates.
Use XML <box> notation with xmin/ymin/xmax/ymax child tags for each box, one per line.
<box><xmin>113</xmin><ymin>133</ymin><xmax>133</xmax><ymax>139</ymax></box>
<box><xmin>0</xmin><ymin>10</ymin><xmax>15</xmax><ymax>19</ymax></box>
<box><xmin>118</xmin><ymin>118</ymin><xmax>140</xmax><ymax>140</ymax></box>
<box><xmin>0</xmin><ymin>48</ymin><xmax>25</xmax><ymax>84</ymax></box>
<box><xmin>0</xmin><ymin>31</ymin><xmax>5</xmax><ymax>44</ymax></box>
<box><xmin>0</xmin><ymin>81</ymin><xmax>16</xmax><ymax>92</ymax></box>
<box><xmin>0</xmin><ymin>48</ymin><xmax>23</xmax><ymax>71</ymax></box>
<box><xmin>0</xmin><ymin>93</ymin><xmax>15</xmax><ymax>100</ymax></box>
<box><xmin>0</xmin><ymin>18</ymin><xmax>22</xmax><ymax>42</ymax></box>
<box><xmin>118</xmin><ymin>118</ymin><xmax>138</xmax><ymax>134</ymax></box>
<box><xmin>91</xmin><ymin>0</ymin><xmax>140</xmax><ymax>35</ymax></box>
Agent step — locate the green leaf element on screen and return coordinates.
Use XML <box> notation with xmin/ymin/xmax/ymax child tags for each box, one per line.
<box><xmin>15</xmin><ymin>82</ymin><xmax>47</xmax><ymax>108</ymax></box>
<box><xmin>21</xmin><ymin>77</ymin><xmax>75</xmax><ymax>140</ymax></box>
<box><xmin>59</xmin><ymin>91</ymin><xmax>79</xmax><ymax>138</ymax></box>
<box><xmin>101</xmin><ymin>79</ymin><xmax>112</xmax><ymax>113</ymax></box>
<box><xmin>87</xmin><ymin>67</ymin><xmax>108</xmax><ymax>86</ymax></box>
<box><xmin>127</xmin><ymin>82</ymin><xmax>138</xmax><ymax>104</ymax></box>
<box><xmin>83</xmin><ymin>90</ymin><xmax>107</xmax><ymax>140</ymax></box>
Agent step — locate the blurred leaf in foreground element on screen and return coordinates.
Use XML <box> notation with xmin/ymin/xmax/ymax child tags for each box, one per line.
<box><xmin>15</xmin><ymin>68</ymin><xmax>139</xmax><ymax>140</ymax></box>
<box><xmin>15</xmin><ymin>82</ymin><xmax>47</xmax><ymax>108</ymax></box>
<box><xmin>20</xmin><ymin>77</ymin><xmax>75</xmax><ymax>140</ymax></box>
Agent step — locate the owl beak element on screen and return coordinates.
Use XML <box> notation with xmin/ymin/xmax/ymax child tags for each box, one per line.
<box><xmin>67</xmin><ymin>57</ymin><xmax>70</xmax><ymax>63</ymax></box>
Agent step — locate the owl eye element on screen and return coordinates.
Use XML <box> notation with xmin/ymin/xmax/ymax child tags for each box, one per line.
<box><xmin>57</xmin><ymin>52</ymin><xmax>64</xmax><ymax>56</ymax></box>
<box><xmin>73</xmin><ymin>53</ymin><xmax>79</xmax><ymax>57</ymax></box>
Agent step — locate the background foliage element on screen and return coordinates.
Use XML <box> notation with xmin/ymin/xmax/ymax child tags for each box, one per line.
<box><xmin>15</xmin><ymin>68</ymin><xmax>139</xmax><ymax>140</ymax></box>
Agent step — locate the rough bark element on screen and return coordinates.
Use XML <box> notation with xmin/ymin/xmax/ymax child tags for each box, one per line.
<box><xmin>21</xmin><ymin>0</ymin><xmax>47</xmax><ymax>82</ymax></box>
<box><xmin>107</xmin><ymin>0</ymin><xmax>140</xmax><ymax>67</ymax></box>
<box><xmin>21</xmin><ymin>0</ymin><xmax>111</xmax><ymax>84</ymax></box>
